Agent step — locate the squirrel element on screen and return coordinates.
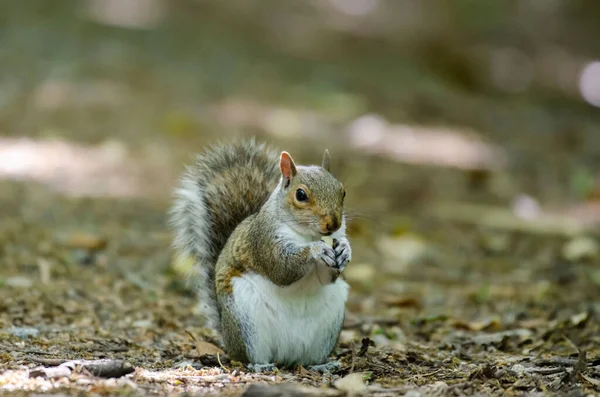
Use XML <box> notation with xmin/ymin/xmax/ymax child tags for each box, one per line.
<box><xmin>169</xmin><ymin>139</ymin><xmax>352</xmax><ymax>373</ymax></box>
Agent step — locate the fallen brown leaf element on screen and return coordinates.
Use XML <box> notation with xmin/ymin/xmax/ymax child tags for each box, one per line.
<box><xmin>382</xmin><ymin>296</ymin><xmax>422</xmax><ymax>309</ymax></box>
<box><xmin>195</xmin><ymin>340</ymin><xmax>225</xmax><ymax>356</ymax></box>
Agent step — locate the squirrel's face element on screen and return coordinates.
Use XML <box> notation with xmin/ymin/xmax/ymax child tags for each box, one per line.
<box><xmin>279</xmin><ymin>150</ymin><xmax>346</xmax><ymax>237</ymax></box>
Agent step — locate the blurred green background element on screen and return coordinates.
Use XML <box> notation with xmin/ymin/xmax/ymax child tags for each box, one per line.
<box><xmin>1</xmin><ymin>0</ymin><xmax>600</xmax><ymax>216</ymax></box>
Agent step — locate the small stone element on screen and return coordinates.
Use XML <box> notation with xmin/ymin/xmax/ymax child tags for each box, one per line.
<box><xmin>570</xmin><ymin>312</ymin><xmax>588</xmax><ymax>326</ymax></box>
<box><xmin>334</xmin><ymin>373</ymin><xmax>368</xmax><ymax>396</ymax></box>
<box><xmin>511</xmin><ymin>363</ymin><xmax>526</xmax><ymax>376</ymax></box>
<box><xmin>339</xmin><ymin>330</ymin><xmax>359</xmax><ymax>344</ymax></box>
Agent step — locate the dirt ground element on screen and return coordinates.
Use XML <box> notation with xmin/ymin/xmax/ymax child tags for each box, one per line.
<box><xmin>0</xmin><ymin>138</ymin><xmax>599</xmax><ymax>396</ymax></box>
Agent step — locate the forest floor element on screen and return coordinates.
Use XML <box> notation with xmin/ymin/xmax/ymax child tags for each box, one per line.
<box><xmin>2</xmin><ymin>4</ymin><xmax>600</xmax><ymax>394</ymax></box>
<box><xmin>0</xmin><ymin>136</ymin><xmax>599</xmax><ymax>397</ymax></box>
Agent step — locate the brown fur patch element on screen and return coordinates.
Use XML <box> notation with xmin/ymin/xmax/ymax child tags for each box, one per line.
<box><xmin>216</xmin><ymin>264</ymin><xmax>244</xmax><ymax>294</ymax></box>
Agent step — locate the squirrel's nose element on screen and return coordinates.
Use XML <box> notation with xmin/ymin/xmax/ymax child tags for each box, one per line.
<box><xmin>321</xmin><ymin>215</ymin><xmax>340</xmax><ymax>234</ymax></box>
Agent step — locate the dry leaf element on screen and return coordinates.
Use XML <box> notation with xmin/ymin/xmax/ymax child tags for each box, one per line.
<box><xmin>382</xmin><ymin>296</ymin><xmax>422</xmax><ymax>309</ymax></box>
<box><xmin>195</xmin><ymin>341</ymin><xmax>224</xmax><ymax>356</ymax></box>
<box><xmin>451</xmin><ymin>317</ymin><xmax>501</xmax><ymax>332</ymax></box>
<box><xmin>579</xmin><ymin>373</ymin><xmax>600</xmax><ymax>388</ymax></box>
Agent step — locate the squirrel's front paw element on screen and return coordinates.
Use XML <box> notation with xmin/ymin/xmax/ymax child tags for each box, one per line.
<box><xmin>333</xmin><ymin>238</ymin><xmax>351</xmax><ymax>271</ymax></box>
<box><xmin>311</xmin><ymin>242</ymin><xmax>336</xmax><ymax>268</ymax></box>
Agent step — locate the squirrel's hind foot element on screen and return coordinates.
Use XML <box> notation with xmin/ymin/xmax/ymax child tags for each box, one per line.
<box><xmin>247</xmin><ymin>363</ymin><xmax>277</xmax><ymax>373</ymax></box>
<box><xmin>308</xmin><ymin>361</ymin><xmax>342</xmax><ymax>374</ymax></box>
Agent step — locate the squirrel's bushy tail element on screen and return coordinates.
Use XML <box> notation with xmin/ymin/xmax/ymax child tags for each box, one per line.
<box><xmin>169</xmin><ymin>139</ymin><xmax>280</xmax><ymax>332</ymax></box>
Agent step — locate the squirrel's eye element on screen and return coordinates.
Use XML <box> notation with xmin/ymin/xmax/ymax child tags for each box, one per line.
<box><xmin>295</xmin><ymin>188</ymin><xmax>308</xmax><ymax>202</ymax></box>
<box><xmin>343</xmin><ymin>190</ymin><xmax>346</xmax><ymax>199</ymax></box>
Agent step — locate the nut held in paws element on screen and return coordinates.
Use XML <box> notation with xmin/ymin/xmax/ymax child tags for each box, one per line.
<box><xmin>321</xmin><ymin>236</ymin><xmax>334</xmax><ymax>247</ymax></box>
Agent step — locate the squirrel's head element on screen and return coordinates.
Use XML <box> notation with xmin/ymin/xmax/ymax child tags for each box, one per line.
<box><xmin>279</xmin><ymin>149</ymin><xmax>345</xmax><ymax>237</ymax></box>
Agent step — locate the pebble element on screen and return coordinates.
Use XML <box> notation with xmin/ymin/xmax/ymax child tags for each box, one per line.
<box><xmin>338</xmin><ymin>330</ymin><xmax>359</xmax><ymax>344</ymax></box>
<box><xmin>511</xmin><ymin>363</ymin><xmax>526</xmax><ymax>377</ymax></box>
<box><xmin>334</xmin><ymin>373</ymin><xmax>368</xmax><ymax>396</ymax></box>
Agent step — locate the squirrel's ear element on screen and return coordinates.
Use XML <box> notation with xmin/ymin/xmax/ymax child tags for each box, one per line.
<box><xmin>321</xmin><ymin>149</ymin><xmax>331</xmax><ymax>172</ymax></box>
<box><xmin>280</xmin><ymin>151</ymin><xmax>297</xmax><ymax>185</ymax></box>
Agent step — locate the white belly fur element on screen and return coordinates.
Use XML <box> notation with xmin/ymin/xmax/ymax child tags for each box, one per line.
<box><xmin>230</xmin><ymin>266</ymin><xmax>349</xmax><ymax>366</ymax></box>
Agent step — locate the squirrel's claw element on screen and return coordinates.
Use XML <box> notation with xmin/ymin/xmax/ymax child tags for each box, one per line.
<box><xmin>314</xmin><ymin>243</ymin><xmax>336</xmax><ymax>268</ymax></box>
<box><xmin>248</xmin><ymin>363</ymin><xmax>277</xmax><ymax>373</ymax></box>
<box><xmin>308</xmin><ymin>360</ymin><xmax>342</xmax><ymax>374</ymax></box>
<box><xmin>333</xmin><ymin>238</ymin><xmax>351</xmax><ymax>271</ymax></box>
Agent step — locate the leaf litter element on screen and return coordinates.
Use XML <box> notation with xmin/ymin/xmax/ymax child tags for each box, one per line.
<box><xmin>0</xmin><ymin>150</ymin><xmax>600</xmax><ymax>397</ymax></box>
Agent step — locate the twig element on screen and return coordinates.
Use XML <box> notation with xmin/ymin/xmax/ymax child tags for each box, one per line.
<box><xmin>87</xmin><ymin>345</ymin><xmax>129</xmax><ymax>353</ymax></box>
<box><xmin>533</xmin><ymin>358</ymin><xmax>578</xmax><ymax>367</ymax></box>
<box><xmin>367</xmin><ymin>385</ymin><xmax>410</xmax><ymax>395</ymax></box>
<box><xmin>417</xmin><ymin>368</ymin><xmax>443</xmax><ymax>377</ymax></box>
<box><xmin>30</xmin><ymin>359</ymin><xmax>135</xmax><ymax>378</ymax></box>
<box><xmin>531</xmin><ymin>367</ymin><xmax>566</xmax><ymax>375</ymax></box>
<box><xmin>24</xmin><ymin>349</ymin><xmax>55</xmax><ymax>356</ymax></box>
<box><xmin>579</xmin><ymin>373</ymin><xmax>600</xmax><ymax>388</ymax></box>
<box><xmin>344</xmin><ymin>317</ymin><xmax>400</xmax><ymax>330</ymax></box>
<box><xmin>350</xmin><ymin>341</ymin><xmax>356</xmax><ymax>374</ymax></box>
<box><xmin>217</xmin><ymin>352</ymin><xmax>229</xmax><ymax>373</ymax></box>
<box><xmin>73</xmin><ymin>359</ymin><xmax>135</xmax><ymax>378</ymax></box>
<box><xmin>185</xmin><ymin>330</ymin><xmax>197</xmax><ymax>342</ymax></box>
<box><xmin>27</xmin><ymin>357</ymin><xmax>66</xmax><ymax>366</ymax></box>
<box><xmin>29</xmin><ymin>366</ymin><xmax>72</xmax><ymax>379</ymax></box>
<box><xmin>358</xmin><ymin>338</ymin><xmax>374</xmax><ymax>357</ymax></box>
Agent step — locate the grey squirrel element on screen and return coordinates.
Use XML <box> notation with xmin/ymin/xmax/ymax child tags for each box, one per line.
<box><xmin>169</xmin><ymin>139</ymin><xmax>352</xmax><ymax>373</ymax></box>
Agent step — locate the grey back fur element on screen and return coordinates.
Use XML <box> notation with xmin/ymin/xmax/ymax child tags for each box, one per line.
<box><xmin>169</xmin><ymin>139</ymin><xmax>280</xmax><ymax>332</ymax></box>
